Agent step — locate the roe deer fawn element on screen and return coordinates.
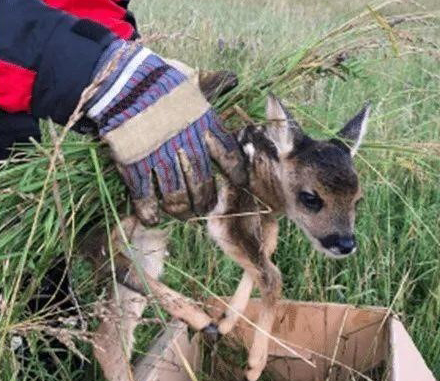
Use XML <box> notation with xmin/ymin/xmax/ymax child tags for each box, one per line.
<box><xmin>91</xmin><ymin>94</ymin><xmax>370</xmax><ymax>381</ymax></box>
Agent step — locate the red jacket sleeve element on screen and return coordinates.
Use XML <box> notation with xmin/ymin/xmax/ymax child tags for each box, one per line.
<box><xmin>0</xmin><ymin>0</ymin><xmax>134</xmax><ymax>118</ymax></box>
<box><xmin>43</xmin><ymin>0</ymin><xmax>135</xmax><ymax>39</ymax></box>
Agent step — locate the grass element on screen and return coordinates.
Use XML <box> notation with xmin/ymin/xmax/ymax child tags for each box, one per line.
<box><xmin>0</xmin><ymin>0</ymin><xmax>439</xmax><ymax>379</ymax></box>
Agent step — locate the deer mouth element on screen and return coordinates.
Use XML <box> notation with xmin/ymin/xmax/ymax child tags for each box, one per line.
<box><xmin>313</xmin><ymin>240</ymin><xmax>356</xmax><ymax>259</ymax></box>
<box><xmin>313</xmin><ymin>241</ymin><xmax>357</xmax><ymax>259</ymax></box>
<box><xmin>292</xmin><ymin>218</ymin><xmax>357</xmax><ymax>258</ymax></box>
<box><xmin>327</xmin><ymin>245</ymin><xmax>357</xmax><ymax>257</ymax></box>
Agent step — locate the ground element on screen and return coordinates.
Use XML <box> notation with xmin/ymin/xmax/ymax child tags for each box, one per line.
<box><xmin>0</xmin><ymin>0</ymin><xmax>439</xmax><ymax>380</ymax></box>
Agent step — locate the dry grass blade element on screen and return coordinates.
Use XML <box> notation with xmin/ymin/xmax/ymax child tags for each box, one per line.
<box><xmin>367</xmin><ymin>5</ymin><xmax>400</xmax><ymax>56</ymax></box>
<box><xmin>325</xmin><ymin>307</ymin><xmax>350</xmax><ymax>381</ymax></box>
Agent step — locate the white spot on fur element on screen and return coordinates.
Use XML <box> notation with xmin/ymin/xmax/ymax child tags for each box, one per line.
<box><xmin>243</xmin><ymin>143</ymin><xmax>255</xmax><ymax>161</ymax></box>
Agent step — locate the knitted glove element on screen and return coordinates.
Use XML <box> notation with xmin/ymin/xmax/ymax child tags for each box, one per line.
<box><xmin>85</xmin><ymin>41</ymin><xmax>246</xmax><ymax>223</ymax></box>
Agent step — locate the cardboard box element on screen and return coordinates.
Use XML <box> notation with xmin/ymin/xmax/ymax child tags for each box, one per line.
<box><xmin>134</xmin><ymin>299</ymin><xmax>435</xmax><ymax>381</ymax></box>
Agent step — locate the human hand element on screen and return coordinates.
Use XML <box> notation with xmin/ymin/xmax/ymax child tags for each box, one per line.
<box><xmin>86</xmin><ymin>42</ymin><xmax>246</xmax><ymax>223</ymax></box>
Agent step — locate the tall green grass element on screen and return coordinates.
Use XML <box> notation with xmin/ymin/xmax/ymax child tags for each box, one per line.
<box><xmin>0</xmin><ymin>0</ymin><xmax>439</xmax><ymax>379</ymax></box>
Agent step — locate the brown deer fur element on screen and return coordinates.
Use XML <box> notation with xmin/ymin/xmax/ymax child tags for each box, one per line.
<box><xmin>90</xmin><ymin>95</ymin><xmax>370</xmax><ymax>381</ymax></box>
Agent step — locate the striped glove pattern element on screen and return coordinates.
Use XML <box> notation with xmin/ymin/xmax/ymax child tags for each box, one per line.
<box><xmin>86</xmin><ymin>41</ymin><xmax>246</xmax><ymax>223</ymax></box>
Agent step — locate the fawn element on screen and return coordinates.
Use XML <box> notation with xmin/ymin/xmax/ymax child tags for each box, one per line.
<box><xmin>90</xmin><ymin>94</ymin><xmax>370</xmax><ymax>381</ymax></box>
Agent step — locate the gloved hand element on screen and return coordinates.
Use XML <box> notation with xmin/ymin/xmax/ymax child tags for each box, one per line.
<box><xmin>85</xmin><ymin>41</ymin><xmax>246</xmax><ymax>224</ymax></box>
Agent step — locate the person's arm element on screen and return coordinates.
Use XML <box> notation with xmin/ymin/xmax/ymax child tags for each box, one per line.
<box><xmin>0</xmin><ymin>0</ymin><xmax>116</xmax><ymax>124</ymax></box>
<box><xmin>0</xmin><ymin>0</ymin><xmax>138</xmax><ymax>159</ymax></box>
<box><xmin>0</xmin><ymin>0</ymin><xmax>246</xmax><ymax>220</ymax></box>
<box><xmin>0</xmin><ymin>112</ymin><xmax>40</xmax><ymax>160</ymax></box>
<box><xmin>42</xmin><ymin>0</ymin><xmax>136</xmax><ymax>39</ymax></box>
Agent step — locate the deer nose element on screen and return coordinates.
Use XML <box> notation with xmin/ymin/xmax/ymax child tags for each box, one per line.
<box><xmin>336</xmin><ymin>236</ymin><xmax>356</xmax><ymax>254</ymax></box>
<box><xmin>320</xmin><ymin>234</ymin><xmax>356</xmax><ymax>255</ymax></box>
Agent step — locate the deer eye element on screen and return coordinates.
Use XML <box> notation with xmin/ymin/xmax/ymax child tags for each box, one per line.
<box><xmin>298</xmin><ymin>191</ymin><xmax>323</xmax><ymax>213</ymax></box>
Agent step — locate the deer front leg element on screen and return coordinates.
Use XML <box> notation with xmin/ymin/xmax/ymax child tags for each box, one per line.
<box><xmin>246</xmin><ymin>262</ymin><xmax>282</xmax><ymax>381</ymax></box>
<box><xmin>210</xmin><ymin>251</ymin><xmax>281</xmax><ymax>380</ymax></box>
<box><xmin>114</xmin><ymin>216</ymin><xmax>215</xmax><ymax>333</ymax></box>
<box><xmin>93</xmin><ymin>283</ymin><xmax>147</xmax><ymax>381</ymax></box>
<box><xmin>127</xmin><ymin>269</ymin><xmax>213</xmax><ymax>331</ymax></box>
<box><xmin>218</xmin><ymin>271</ymin><xmax>254</xmax><ymax>335</ymax></box>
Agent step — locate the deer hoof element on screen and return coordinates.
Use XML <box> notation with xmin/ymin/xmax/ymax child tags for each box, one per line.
<box><xmin>245</xmin><ymin>366</ymin><xmax>263</xmax><ymax>381</ymax></box>
<box><xmin>218</xmin><ymin>315</ymin><xmax>237</xmax><ymax>335</ymax></box>
<box><xmin>202</xmin><ymin>322</ymin><xmax>221</xmax><ymax>345</ymax></box>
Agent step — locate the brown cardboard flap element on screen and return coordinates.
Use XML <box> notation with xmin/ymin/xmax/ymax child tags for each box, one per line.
<box><xmin>134</xmin><ymin>300</ymin><xmax>435</xmax><ymax>381</ymax></box>
<box><xmin>390</xmin><ymin>317</ymin><xmax>435</xmax><ymax>381</ymax></box>
<box><xmin>133</xmin><ymin>321</ymin><xmax>199</xmax><ymax>381</ymax></box>
<box><xmin>207</xmin><ymin>299</ymin><xmax>390</xmax><ymax>380</ymax></box>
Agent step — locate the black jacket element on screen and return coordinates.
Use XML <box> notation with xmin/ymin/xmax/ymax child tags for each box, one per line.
<box><xmin>0</xmin><ymin>0</ymin><xmax>136</xmax><ymax>159</ymax></box>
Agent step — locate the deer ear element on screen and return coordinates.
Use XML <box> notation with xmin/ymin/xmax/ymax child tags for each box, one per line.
<box><xmin>265</xmin><ymin>93</ymin><xmax>304</xmax><ymax>155</ymax></box>
<box><xmin>337</xmin><ymin>103</ymin><xmax>371</xmax><ymax>157</ymax></box>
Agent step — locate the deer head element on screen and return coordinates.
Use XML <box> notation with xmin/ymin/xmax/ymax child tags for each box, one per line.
<box><xmin>238</xmin><ymin>94</ymin><xmax>370</xmax><ymax>258</ymax></box>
